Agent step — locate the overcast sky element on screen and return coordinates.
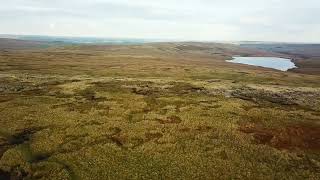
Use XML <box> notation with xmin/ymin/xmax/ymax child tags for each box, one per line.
<box><xmin>1</xmin><ymin>0</ymin><xmax>319</xmax><ymax>42</ymax></box>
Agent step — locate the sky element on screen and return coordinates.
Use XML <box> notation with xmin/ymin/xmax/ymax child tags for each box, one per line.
<box><xmin>1</xmin><ymin>0</ymin><xmax>319</xmax><ymax>42</ymax></box>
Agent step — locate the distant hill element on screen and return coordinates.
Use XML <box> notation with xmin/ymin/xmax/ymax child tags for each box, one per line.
<box><xmin>0</xmin><ymin>38</ymin><xmax>50</xmax><ymax>50</ymax></box>
<box><xmin>240</xmin><ymin>43</ymin><xmax>320</xmax><ymax>59</ymax></box>
<box><xmin>0</xmin><ymin>35</ymin><xmax>155</xmax><ymax>46</ymax></box>
<box><xmin>240</xmin><ymin>43</ymin><xmax>320</xmax><ymax>74</ymax></box>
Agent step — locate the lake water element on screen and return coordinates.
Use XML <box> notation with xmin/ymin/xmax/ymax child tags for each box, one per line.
<box><xmin>227</xmin><ymin>57</ymin><xmax>297</xmax><ymax>71</ymax></box>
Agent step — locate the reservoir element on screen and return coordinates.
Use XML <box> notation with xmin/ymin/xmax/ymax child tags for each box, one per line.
<box><xmin>227</xmin><ymin>57</ymin><xmax>297</xmax><ymax>71</ymax></box>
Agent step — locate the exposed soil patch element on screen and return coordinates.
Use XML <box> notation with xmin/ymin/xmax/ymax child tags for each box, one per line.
<box><xmin>239</xmin><ymin>123</ymin><xmax>320</xmax><ymax>151</ymax></box>
<box><xmin>0</xmin><ymin>95</ymin><xmax>14</xmax><ymax>103</ymax></box>
<box><xmin>232</xmin><ymin>87</ymin><xmax>320</xmax><ymax>112</ymax></box>
<box><xmin>156</xmin><ymin>116</ymin><xmax>182</xmax><ymax>124</ymax></box>
<box><xmin>131</xmin><ymin>86</ymin><xmax>160</xmax><ymax>96</ymax></box>
<box><xmin>145</xmin><ymin>132</ymin><xmax>163</xmax><ymax>141</ymax></box>
<box><xmin>168</xmin><ymin>82</ymin><xmax>208</xmax><ymax>95</ymax></box>
<box><xmin>108</xmin><ymin>127</ymin><xmax>126</xmax><ymax>148</ymax></box>
<box><xmin>76</xmin><ymin>88</ymin><xmax>107</xmax><ymax>102</ymax></box>
<box><xmin>232</xmin><ymin>87</ymin><xmax>297</xmax><ymax>106</ymax></box>
<box><xmin>110</xmin><ymin>136</ymin><xmax>125</xmax><ymax>147</ymax></box>
<box><xmin>206</xmin><ymin>79</ymin><xmax>222</xmax><ymax>83</ymax></box>
<box><xmin>195</xmin><ymin>126</ymin><xmax>215</xmax><ymax>132</ymax></box>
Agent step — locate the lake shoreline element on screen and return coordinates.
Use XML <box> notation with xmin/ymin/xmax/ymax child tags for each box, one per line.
<box><xmin>227</xmin><ymin>56</ymin><xmax>297</xmax><ymax>71</ymax></box>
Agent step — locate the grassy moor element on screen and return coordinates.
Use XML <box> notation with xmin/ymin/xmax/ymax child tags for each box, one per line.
<box><xmin>0</xmin><ymin>40</ymin><xmax>319</xmax><ymax>179</ymax></box>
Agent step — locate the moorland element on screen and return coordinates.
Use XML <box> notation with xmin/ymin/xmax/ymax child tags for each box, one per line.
<box><xmin>0</xmin><ymin>38</ymin><xmax>320</xmax><ymax>179</ymax></box>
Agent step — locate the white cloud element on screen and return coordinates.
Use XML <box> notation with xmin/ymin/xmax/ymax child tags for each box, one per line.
<box><xmin>49</xmin><ymin>23</ymin><xmax>56</xmax><ymax>29</ymax></box>
<box><xmin>0</xmin><ymin>0</ymin><xmax>319</xmax><ymax>42</ymax></box>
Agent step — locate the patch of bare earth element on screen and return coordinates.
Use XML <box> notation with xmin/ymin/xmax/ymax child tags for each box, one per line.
<box><xmin>156</xmin><ymin>116</ymin><xmax>182</xmax><ymax>124</ymax></box>
<box><xmin>239</xmin><ymin>123</ymin><xmax>320</xmax><ymax>151</ymax></box>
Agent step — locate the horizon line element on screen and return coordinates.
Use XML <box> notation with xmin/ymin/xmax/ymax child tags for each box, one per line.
<box><xmin>1</xmin><ymin>33</ymin><xmax>319</xmax><ymax>44</ymax></box>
